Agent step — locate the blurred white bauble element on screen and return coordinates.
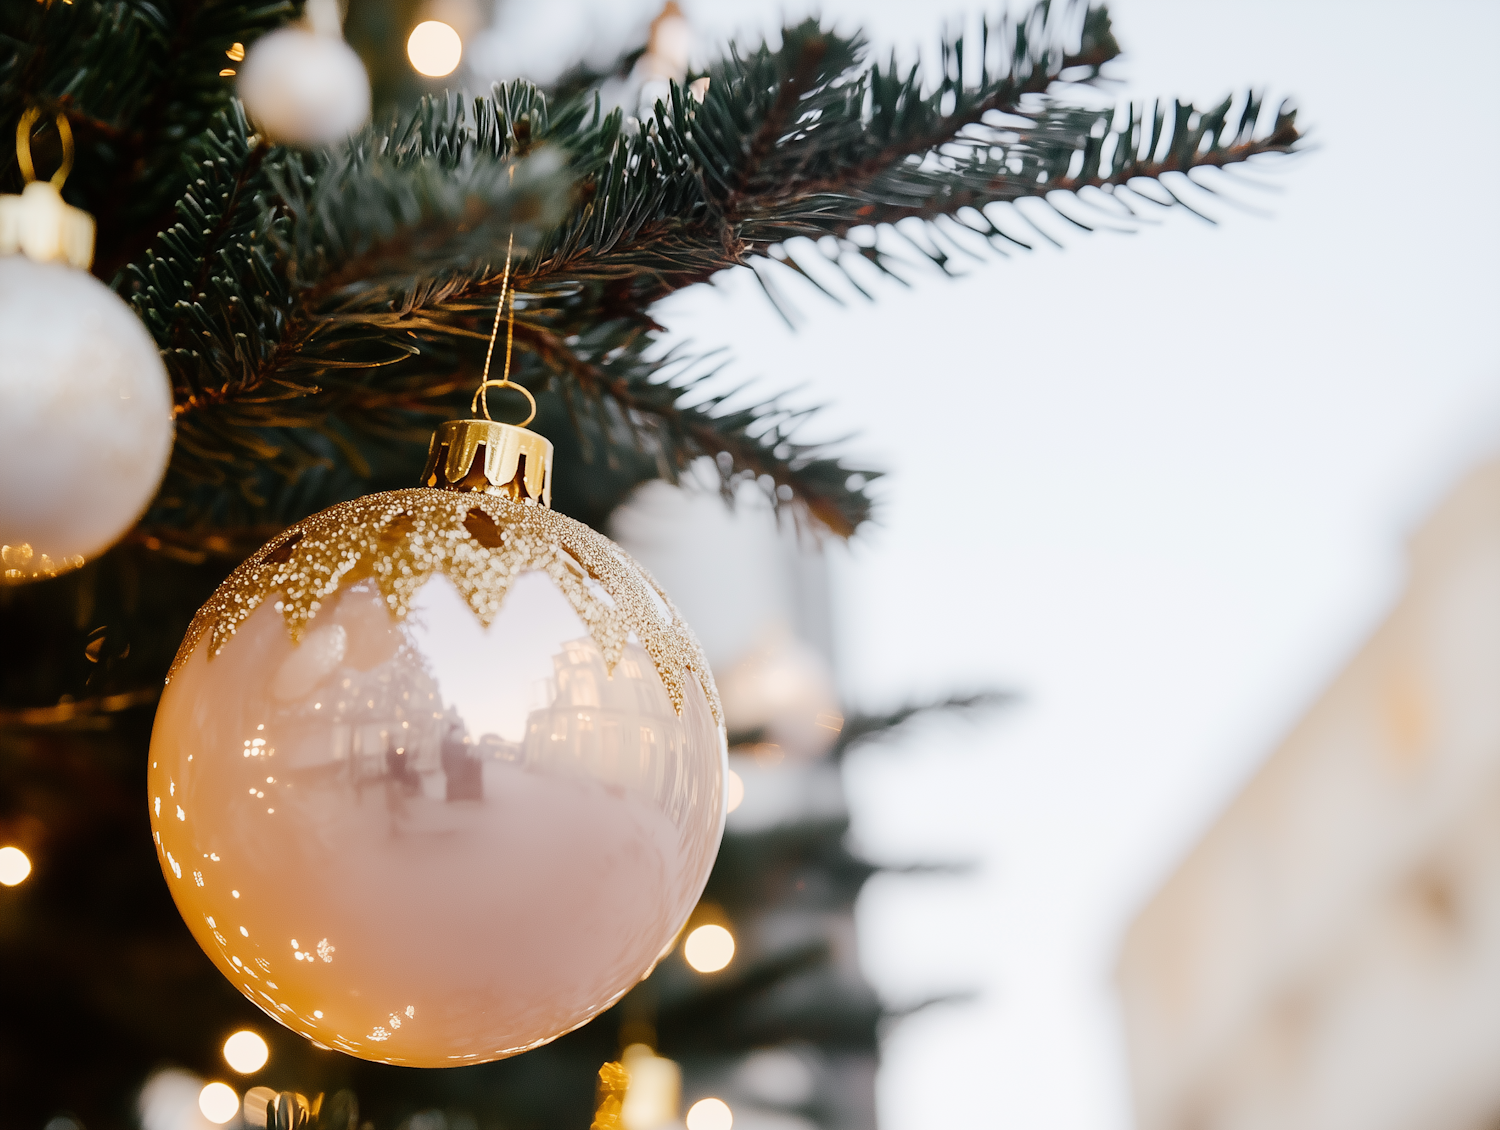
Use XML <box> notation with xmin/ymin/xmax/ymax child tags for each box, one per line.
<box><xmin>718</xmin><ymin>620</ymin><xmax>843</xmax><ymax>759</ymax></box>
<box><xmin>0</xmin><ymin>256</ymin><xmax>173</xmax><ymax>582</ymax></box>
<box><xmin>238</xmin><ymin>27</ymin><xmax>370</xmax><ymax>147</ymax></box>
<box><xmin>137</xmin><ymin>1068</ymin><xmax>218</xmax><ymax>1130</ymax></box>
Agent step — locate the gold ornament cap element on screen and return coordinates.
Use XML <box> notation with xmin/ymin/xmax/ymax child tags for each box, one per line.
<box><xmin>0</xmin><ymin>110</ymin><xmax>94</xmax><ymax>269</ymax></box>
<box><xmin>421</xmin><ymin>418</ymin><xmax>553</xmax><ymax>506</ymax></box>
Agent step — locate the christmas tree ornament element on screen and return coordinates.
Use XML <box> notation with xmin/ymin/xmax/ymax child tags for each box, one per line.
<box><xmin>148</xmin><ymin>259</ymin><xmax>726</xmax><ymax>1067</ymax></box>
<box><xmin>0</xmin><ymin>109</ymin><xmax>173</xmax><ymax>584</ymax></box>
<box><xmin>238</xmin><ymin>0</ymin><xmax>371</xmax><ymax>148</ymax></box>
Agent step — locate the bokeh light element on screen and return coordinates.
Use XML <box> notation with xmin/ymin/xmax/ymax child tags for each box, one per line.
<box><xmin>0</xmin><ymin>845</ymin><xmax>31</xmax><ymax>886</ymax></box>
<box><xmin>407</xmin><ymin>21</ymin><xmax>462</xmax><ymax>78</ymax></box>
<box><xmin>198</xmin><ymin>1082</ymin><xmax>239</xmax><ymax>1125</ymax></box>
<box><xmin>725</xmin><ymin>769</ymin><xmax>744</xmax><ymax>814</ymax></box>
<box><xmin>684</xmin><ymin>924</ymin><xmax>735</xmax><ymax>973</ymax></box>
<box><xmin>223</xmin><ymin>1029</ymin><xmax>269</xmax><ymax>1073</ymax></box>
<box><xmin>686</xmin><ymin>1097</ymin><xmax>733</xmax><ymax>1130</ymax></box>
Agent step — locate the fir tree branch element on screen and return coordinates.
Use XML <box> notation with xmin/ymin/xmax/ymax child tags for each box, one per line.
<box><xmin>69</xmin><ymin>1</ymin><xmax>1300</xmax><ymax>543</ymax></box>
<box><xmin>831</xmin><ymin>690</ymin><xmax>1018</xmax><ymax>760</ymax></box>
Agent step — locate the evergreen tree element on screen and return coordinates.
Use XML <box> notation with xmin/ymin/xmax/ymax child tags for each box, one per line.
<box><xmin>0</xmin><ymin>2</ymin><xmax>1300</xmax><ymax>1127</ymax></box>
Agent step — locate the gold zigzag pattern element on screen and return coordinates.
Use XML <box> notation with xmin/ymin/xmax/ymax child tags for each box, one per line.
<box><xmin>169</xmin><ymin>488</ymin><xmax>720</xmax><ymax>722</ymax></box>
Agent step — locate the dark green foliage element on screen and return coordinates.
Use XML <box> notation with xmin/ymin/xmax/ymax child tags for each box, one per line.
<box><xmin>4</xmin><ymin>0</ymin><xmax>1300</xmax><ymax>552</ymax></box>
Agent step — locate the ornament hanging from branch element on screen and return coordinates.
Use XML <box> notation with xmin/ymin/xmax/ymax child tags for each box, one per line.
<box><xmin>0</xmin><ymin>109</ymin><xmax>173</xmax><ymax>584</ymax></box>
<box><xmin>148</xmin><ymin>247</ymin><xmax>727</xmax><ymax>1066</ymax></box>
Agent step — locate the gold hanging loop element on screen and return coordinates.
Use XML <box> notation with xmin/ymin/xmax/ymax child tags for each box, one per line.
<box><xmin>470</xmin><ymin>378</ymin><xmax>537</xmax><ymax>428</ymax></box>
<box><xmin>472</xmin><ymin>232</ymin><xmax>534</xmax><ymax>426</ymax></box>
<box><xmin>16</xmin><ymin>107</ymin><xmax>75</xmax><ymax>190</ymax></box>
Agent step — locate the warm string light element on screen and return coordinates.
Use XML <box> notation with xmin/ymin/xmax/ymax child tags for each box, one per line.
<box><xmin>0</xmin><ymin>845</ymin><xmax>31</xmax><ymax>886</ymax></box>
<box><xmin>198</xmin><ymin>1082</ymin><xmax>239</xmax><ymax>1124</ymax></box>
<box><xmin>223</xmin><ymin>1029</ymin><xmax>269</xmax><ymax>1073</ymax></box>
<box><xmin>407</xmin><ymin>20</ymin><xmax>462</xmax><ymax>77</ymax></box>
<box><xmin>725</xmin><ymin>769</ymin><xmax>744</xmax><ymax>814</ymax></box>
<box><xmin>683</xmin><ymin>924</ymin><xmax>734</xmax><ymax>973</ymax></box>
<box><xmin>686</xmin><ymin>1098</ymin><xmax>733</xmax><ymax>1130</ymax></box>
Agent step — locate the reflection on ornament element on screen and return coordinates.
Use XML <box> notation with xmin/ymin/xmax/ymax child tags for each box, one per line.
<box><xmin>718</xmin><ymin>621</ymin><xmax>842</xmax><ymax>759</ymax></box>
<box><xmin>0</xmin><ymin>110</ymin><xmax>173</xmax><ymax>583</ymax></box>
<box><xmin>150</xmin><ymin>420</ymin><xmax>726</xmax><ymax>1067</ymax></box>
<box><xmin>238</xmin><ymin>0</ymin><xmax>370</xmax><ymax>147</ymax></box>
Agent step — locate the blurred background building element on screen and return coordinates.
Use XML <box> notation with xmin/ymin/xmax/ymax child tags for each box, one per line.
<box><xmin>1117</xmin><ymin>458</ymin><xmax>1500</xmax><ymax>1130</ymax></box>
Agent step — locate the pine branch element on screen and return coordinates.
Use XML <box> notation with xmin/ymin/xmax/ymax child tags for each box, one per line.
<box><xmin>10</xmin><ymin>1</ymin><xmax>1303</xmax><ymax>547</ymax></box>
<box><xmin>832</xmin><ymin>690</ymin><xmax>1018</xmax><ymax>760</ymax></box>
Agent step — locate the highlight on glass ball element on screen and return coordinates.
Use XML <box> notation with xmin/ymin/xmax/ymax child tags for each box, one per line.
<box><xmin>148</xmin><ymin>486</ymin><xmax>726</xmax><ymax>1067</ymax></box>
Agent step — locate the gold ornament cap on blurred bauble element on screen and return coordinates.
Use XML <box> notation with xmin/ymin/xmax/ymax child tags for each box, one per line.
<box><xmin>0</xmin><ymin>109</ymin><xmax>95</xmax><ymax>270</ymax></box>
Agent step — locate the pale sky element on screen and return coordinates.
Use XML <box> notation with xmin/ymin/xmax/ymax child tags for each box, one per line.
<box><xmin>498</xmin><ymin>2</ymin><xmax>1500</xmax><ymax>1126</ymax></box>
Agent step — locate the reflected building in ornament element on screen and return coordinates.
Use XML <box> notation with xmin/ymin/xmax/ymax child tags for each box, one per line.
<box><xmin>522</xmin><ymin>636</ymin><xmax>697</xmax><ymax>825</ymax></box>
<box><xmin>151</xmin><ymin>564</ymin><xmax>726</xmax><ymax>1067</ymax></box>
<box><xmin>1118</xmin><ymin>457</ymin><xmax>1500</xmax><ymax>1130</ymax></box>
<box><xmin>267</xmin><ymin>638</ymin><xmax>469</xmax><ymax>799</ymax></box>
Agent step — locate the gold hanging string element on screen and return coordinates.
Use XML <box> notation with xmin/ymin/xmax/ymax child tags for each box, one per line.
<box><xmin>470</xmin><ymin>232</ymin><xmax>536</xmax><ymax>427</ymax></box>
<box><xmin>16</xmin><ymin>107</ymin><xmax>75</xmax><ymax>189</ymax></box>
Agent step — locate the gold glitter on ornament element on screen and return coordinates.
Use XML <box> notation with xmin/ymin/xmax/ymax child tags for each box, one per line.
<box><xmin>168</xmin><ymin>488</ymin><xmax>720</xmax><ymax>722</ymax></box>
